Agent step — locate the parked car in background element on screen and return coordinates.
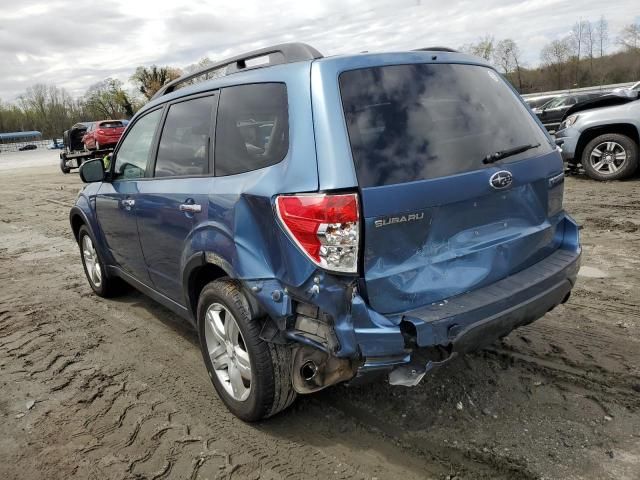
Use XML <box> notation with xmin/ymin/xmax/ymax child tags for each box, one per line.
<box><xmin>82</xmin><ymin>120</ymin><xmax>126</xmax><ymax>150</ymax></box>
<box><xmin>555</xmin><ymin>90</ymin><xmax>640</xmax><ymax>180</ymax></box>
<box><xmin>524</xmin><ymin>94</ymin><xmax>561</xmax><ymax>110</ymax></box>
<box><xmin>18</xmin><ymin>144</ymin><xmax>37</xmax><ymax>151</ymax></box>
<box><xmin>533</xmin><ymin>92</ymin><xmax>604</xmax><ymax>132</ymax></box>
<box><xmin>64</xmin><ymin>122</ymin><xmax>94</xmax><ymax>153</ymax></box>
<box><xmin>47</xmin><ymin>138</ymin><xmax>64</xmax><ymax>149</ymax></box>
<box><xmin>70</xmin><ymin>43</ymin><xmax>581</xmax><ymax>421</ymax></box>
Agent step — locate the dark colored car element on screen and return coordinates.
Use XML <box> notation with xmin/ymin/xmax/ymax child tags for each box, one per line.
<box><xmin>524</xmin><ymin>94</ymin><xmax>560</xmax><ymax>110</ymax></box>
<box><xmin>63</xmin><ymin>122</ymin><xmax>94</xmax><ymax>153</ymax></box>
<box><xmin>70</xmin><ymin>43</ymin><xmax>581</xmax><ymax>421</ymax></box>
<box><xmin>82</xmin><ymin>120</ymin><xmax>126</xmax><ymax>150</ymax></box>
<box><xmin>18</xmin><ymin>144</ymin><xmax>37</xmax><ymax>151</ymax></box>
<box><xmin>533</xmin><ymin>93</ymin><xmax>604</xmax><ymax>131</ymax></box>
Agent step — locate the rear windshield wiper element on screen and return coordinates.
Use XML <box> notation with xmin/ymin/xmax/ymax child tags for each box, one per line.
<box><xmin>483</xmin><ymin>143</ymin><xmax>540</xmax><ymax>164</ymax></box>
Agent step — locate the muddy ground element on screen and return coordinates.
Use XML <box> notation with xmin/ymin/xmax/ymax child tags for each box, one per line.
<box><xmin>1</xmin><ymin>150</ymin><xmax>639</xmax><ymax>480</ymax></box>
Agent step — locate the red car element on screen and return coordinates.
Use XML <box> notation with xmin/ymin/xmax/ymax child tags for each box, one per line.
<box><xmin>82</xmin><ymin>120</ymin><xmax>126</xmax><ymax>150</ymax></box>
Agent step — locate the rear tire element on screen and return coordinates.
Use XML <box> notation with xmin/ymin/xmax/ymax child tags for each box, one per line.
<box><xmin>581</xmin><ymin>133</ymin><xmax>638</xmax><ymax>181</ymax></box>
<box><xmin>197</xmin><ymin>279</ymin><xmax>296</xmax><ymax>421</ymax></box>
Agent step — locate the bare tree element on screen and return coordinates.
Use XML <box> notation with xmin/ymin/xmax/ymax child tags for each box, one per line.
<box><xmin>460</xmin><ymin>35</ymin><xmax>495</xmax><ymax>61</ymax></box>
<box><xmin>569</xmin><ymin>21</ymin><xmax>591</xmax><ymax>86</ymax></box>
<box><xmin>618</xmin><ymin>23</ymin><xmax>640</xmax><ymax>50</ymax></box>
<box><xmin>541</xmin><ymin>38</ymin><xmax>572</xmax><ymax>89</ymax></box>
<box><xmin>583</xmin><ymin>21</ymin><xmax>595</xmax><ymax>81</ymax></box>
<box><xmin>493</xmin><ymin>39</ymin><xmax>523</xmax><ymax>90</ymax></box>
<box><xmin>595</xmin><ymin>16</ymin><xmax>609</xmax><ymax>57</ymax></box>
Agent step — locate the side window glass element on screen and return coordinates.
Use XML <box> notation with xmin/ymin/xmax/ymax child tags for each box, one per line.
<box><xmin>215</xmin><ymin>83</ymin><xmax>288</xmax><ymax>176</ymax></box>
<box><xmin>155</xmin><ymin>95</ymin><xmax>215</xmax><ymax>177</ymax></box>
<box><xmin>113</xmin><ymin>109</ymin><xmax>162</xmax><ymax>180</ymax></box>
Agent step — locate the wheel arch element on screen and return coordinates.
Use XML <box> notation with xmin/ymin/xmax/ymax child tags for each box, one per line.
<box><xmin>184</xmin><ymin>252</ymin><xmax>232</xmax><ymax>324</ymax></box>
<box><xmin>69</xmin><ymin>205</ymin><xmax>95</xmax><ymax>243</ymax></box>
<box><xmin>183</xmin><ymin>252</ymin><xmax>266</xmax><ymax>327</ymax></box>
<box><xmin>576</xmin><ymin>123</ymin><xmax>640</xmax><ymax>164</ymax></box>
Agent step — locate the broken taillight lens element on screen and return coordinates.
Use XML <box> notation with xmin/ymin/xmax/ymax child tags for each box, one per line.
<box><xmin>276</xmin><ymin>193</ymin><xmax>359</xmax><ymax>273</ymax></box>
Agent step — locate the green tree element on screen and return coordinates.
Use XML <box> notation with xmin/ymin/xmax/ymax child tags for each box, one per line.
<box><xmin>84</xmin><ymin>78</ymin><xmax>136</xmax><ymax>119</ymax></box>
<box><xmin>130</xmin><ymin>65</ymin><xmax>182</xmax><ymax>100</ymax></box>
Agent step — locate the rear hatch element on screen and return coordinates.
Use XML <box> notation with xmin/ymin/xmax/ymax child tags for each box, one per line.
<box><xmin>339</xmin><ymin>63</ymin><xmax>563</xmax><ymax>314</ymax></box>
<box><xmin>99</xmin><ymin>121</ymin><xmax>125</xmax><ymax>139</ymax></box>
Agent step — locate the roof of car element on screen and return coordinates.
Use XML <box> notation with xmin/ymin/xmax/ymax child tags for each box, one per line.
<box><xmin>139</xmin><ymin>45</ymin><xmax>489</xmax><ymax>116</ymax></box>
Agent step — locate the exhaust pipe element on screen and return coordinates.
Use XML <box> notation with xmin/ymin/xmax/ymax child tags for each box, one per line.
<box><xmin>300</xmin><ymin>360</ymin><xmax>318</xmax><ymax>381</ymax></box>
<box><xmin>291</xmin><ymin>346</ymin><xmax>355</xmax><ymax>394</ymax></box>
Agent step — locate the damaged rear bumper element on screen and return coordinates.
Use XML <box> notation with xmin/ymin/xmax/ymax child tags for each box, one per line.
<box><xmin>356</xmin><ymin>243</ymin><xmax>581</xmax><ymax>385</ymax></box>
<box><xmin>246</xmin><ymin>217</ymin><xmax>581</xmax><ymax>391</ymax></box>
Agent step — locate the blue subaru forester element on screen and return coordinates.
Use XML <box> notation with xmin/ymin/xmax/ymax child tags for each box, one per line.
<box><xmin>70</xmin><ymin>43</ymin><xmax>581</xmax><ymax>421</ymax></box>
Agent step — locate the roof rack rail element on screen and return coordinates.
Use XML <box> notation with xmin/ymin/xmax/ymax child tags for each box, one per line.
<box><xmin>413</xmin><ymin>46</ymin><xmax>459</xmax><ymax>53</ymax></box>
<box><xmin>153</xmin><ymin>42</ymin><xmax>323</xmax><ymax>99</ymax></box>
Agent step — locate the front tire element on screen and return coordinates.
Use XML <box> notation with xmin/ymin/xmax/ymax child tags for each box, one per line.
<box><xmin>581</xmin><ymin>133</ymin><xmax>638</xmax><ymax>181</ymax></box>
<box><xmin>197</xmin><ymin>279</ymin><xmax>296</xmax><ymax>421</ymax></box>
<box><xmin>78</xmin><ymin>225</ymin><xmax>125</xmax><ymax>297</ymax></box>
<box><xmin>60</xmin><ymin>157</ymin><xmax>71</xmax><ymax>174</ymax></box>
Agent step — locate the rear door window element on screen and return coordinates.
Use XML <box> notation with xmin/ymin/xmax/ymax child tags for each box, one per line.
<box><xmin>154</xmin><ymin>95</ymin><xmax>215</xmax><ymax>178</ymax></box>
<box><xmin>214</xmin><ymin>83</ymin><xmax>288</xmax><ymax>176</ymax></box>
<box><xmin>339</xmin><ymin>64</ymin><xmax>551</xmax><ymax>187</ymax></box>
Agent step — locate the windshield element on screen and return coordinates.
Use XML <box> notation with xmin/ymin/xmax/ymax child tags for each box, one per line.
<box><xmin>339</xmin><ymin>63</ymin><xmax>551</xmax><ymax>187</ymax></box>
<box><xmin>542</xmin><ymin>96</ymin><xmax>570</xmax><ymax>109</ymax></box>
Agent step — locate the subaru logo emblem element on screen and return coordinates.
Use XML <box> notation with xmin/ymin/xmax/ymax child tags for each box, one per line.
<box><xmin>490</xmin><ymin>170</ymin><xmax>513</xmax><ymax>190</ymax></box>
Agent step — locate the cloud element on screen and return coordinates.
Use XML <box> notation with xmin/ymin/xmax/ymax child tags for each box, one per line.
<box><xmin>0</xmin><ymin>0</ymin><xmax>636</xmax><ymax>101</ymax></box>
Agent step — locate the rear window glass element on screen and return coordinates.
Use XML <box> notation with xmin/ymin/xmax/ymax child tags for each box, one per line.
<box><xmin>214</xmin><ymin>83</ymin><xmax>288</xmax><ymax>176</ymax></box>
<box><xmin>100</xmin><ymin>121</ymin><xmax>123</xmax><ymax>128</ymax></box>
<box><xmin>339</xmin><ymin>64</ymin><xmax>551</xmax><ymax>187</ymax></box>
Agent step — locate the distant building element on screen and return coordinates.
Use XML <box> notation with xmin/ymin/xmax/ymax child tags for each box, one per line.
<box><xmin>0</xmin><ymin>131</ymin><xmax>43</xmax><ymax>152</ymax></box>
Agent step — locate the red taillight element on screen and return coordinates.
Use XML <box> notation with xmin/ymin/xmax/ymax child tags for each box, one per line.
<box><xmin>276</xmin><ymin>193</ymin><xmax>359</xmax><ymax>273</ymax></box>
<box><xmin>98</xmin><ymin>129</ymin><xmax>105</xmax><ymax>134</ymax></box>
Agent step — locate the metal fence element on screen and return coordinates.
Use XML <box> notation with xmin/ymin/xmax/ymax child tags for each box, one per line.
<box><xmin>0</xmin><ymin>139</ymin><xmax>54</xmax><ymax>153</ymax></box>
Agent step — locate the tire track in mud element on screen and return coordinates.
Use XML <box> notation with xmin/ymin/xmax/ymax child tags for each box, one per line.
<box><xmin>1</xmin><ymin>271</ymin><xmax>427</xmax><ymax>480</ymax></box>
<box><xmin>3</xmin><ymin>165</ymin><xmax>640</xmax><ymax>480</ymax></box>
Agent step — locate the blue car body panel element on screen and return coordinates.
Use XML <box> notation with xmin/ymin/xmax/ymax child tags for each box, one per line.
<box><xmin>71</xmin><ymin>49</ymin><xmax>581</xmax><ymax>379</ymax></box>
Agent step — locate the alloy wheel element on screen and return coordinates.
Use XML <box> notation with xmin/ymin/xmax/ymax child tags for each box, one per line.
<box><xmin>204</xmin><ymin>303</ymin><xmax>252</xmax><ymax>401</ymax></box>
<box><xmin>589</xmin><ymin>141</ymin><xmax>627</xmax><ymax>175</ymax></box>
<box><xmin>82</xmin><ymin>235</ymin><xmax>102</xmax><ymax>288</ymax></box>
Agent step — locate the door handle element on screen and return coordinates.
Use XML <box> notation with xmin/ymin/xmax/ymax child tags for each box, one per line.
<box><xmin>179</xmin><ymin>204</ymin><xmax>202</xmax><ymax>213</ymax></box>
<box><xmin>121</xmin><ymin>199</ymin><xmax>135</xmax><ymax>209</ymax></box>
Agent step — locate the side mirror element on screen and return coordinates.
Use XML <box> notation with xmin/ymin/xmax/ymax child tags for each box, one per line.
<box><xmin>79</xmin><ymin>158</ymin><xmax>105</xmax><ymax>183</ymax></box>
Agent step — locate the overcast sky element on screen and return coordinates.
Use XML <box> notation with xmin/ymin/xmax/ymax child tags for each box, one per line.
<box><xmin>0</xmin><ymin>0</ymin><xmax>638</xmax><ymax>102</ymax></box>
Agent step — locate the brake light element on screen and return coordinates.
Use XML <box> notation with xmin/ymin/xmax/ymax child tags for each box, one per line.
<box><xmin>98</xmin><ymin>129</ymin><xmax>105</xmax><ymax>134</ymax></box>
<box><xmin>276</xmin><ymin>193</ymin><xmax>359</xmax><ymax>273</ymax></box>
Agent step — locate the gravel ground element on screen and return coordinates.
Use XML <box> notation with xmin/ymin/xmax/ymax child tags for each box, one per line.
<box><xmin>1</xmin><ymin>150</ymin><xmax>639</xmax><ymax>480</ymax></box>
